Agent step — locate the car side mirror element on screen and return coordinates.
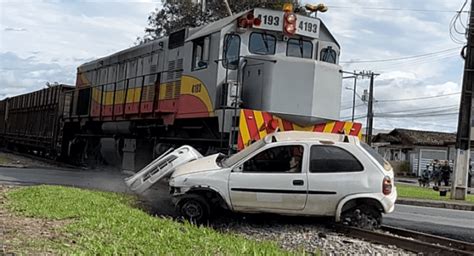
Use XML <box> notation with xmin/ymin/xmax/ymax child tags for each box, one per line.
<box><xmin>232</xmin><ymin>165</ymin><xmax>243</xmax><ymax>172</ymax></box>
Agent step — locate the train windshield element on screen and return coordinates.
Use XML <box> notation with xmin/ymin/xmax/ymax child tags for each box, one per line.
<box><xmin>249</xmin><ymin>32</ymin><xmax>276</xmax><ymax>55</ymax></box>
<box><xmin>287</xmin><ymin>38</ymin><xmax>313</xmax><ymax>59</ymax></box>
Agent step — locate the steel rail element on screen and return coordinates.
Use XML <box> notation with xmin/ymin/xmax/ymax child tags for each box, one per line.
<box><xmin>334</xmin><ymin>225</ymin><xmax>474</xmax><ymax>256</ymax></box>
<box><xmin>381</xmin><ymin>225</ymin><xmax>474</xmax><ymax>253</ymax></box>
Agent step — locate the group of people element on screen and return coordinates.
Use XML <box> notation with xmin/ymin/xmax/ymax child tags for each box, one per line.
<box><xmin>419</xmin><ymin>159</ymin><xmax>452</xmax><ymax>187</ymax></box>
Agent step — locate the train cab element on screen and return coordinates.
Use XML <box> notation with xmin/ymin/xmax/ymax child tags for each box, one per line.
<box><xmin>182</xmin><ymin>4</ymin><xmax>343</xmax><ymax>133</ymax></box>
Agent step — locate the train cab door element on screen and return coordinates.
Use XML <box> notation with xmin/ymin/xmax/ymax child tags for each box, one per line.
<box><xmin>229</xmin><ymin>144</ymin><xmax>308</xmax><ymax>212</ymax></box>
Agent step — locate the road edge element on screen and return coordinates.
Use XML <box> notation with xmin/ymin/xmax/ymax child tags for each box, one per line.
<box><xmin>396</xmin><ymin>198</ymin><xmax>474</xmax><ymax>211</ymax></box>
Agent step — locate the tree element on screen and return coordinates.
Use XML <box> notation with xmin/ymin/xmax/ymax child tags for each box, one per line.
<box><xmin>137</xmin><ymin>0</ymin><xmax>300</xmax><ymax>44</ymax></box>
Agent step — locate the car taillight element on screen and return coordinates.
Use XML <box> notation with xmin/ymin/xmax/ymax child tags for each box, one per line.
<box><xmin>382</xmin><ymin>176</ymin><xmax>392</xmax><ymax>195</ymax></box>
<box><xmin>284</xmin><ymin>12</ymin><xmax>297</xmax><ymax>36</ymax></box>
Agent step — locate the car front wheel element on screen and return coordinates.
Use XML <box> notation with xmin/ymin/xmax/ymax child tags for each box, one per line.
<box><xmin>177</xmin><ymin>194</ymin><xmax>210</xmax><ymax>224</ymax></box>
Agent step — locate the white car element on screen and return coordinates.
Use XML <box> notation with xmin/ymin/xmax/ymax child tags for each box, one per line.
<box><xmin>166</xmin><ymin>131</ymin><xmax>396</xmax><ymax>228</ymax></box>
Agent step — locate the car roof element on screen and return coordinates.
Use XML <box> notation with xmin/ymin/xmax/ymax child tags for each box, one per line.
<box><xmin>266</xmin><ymin>131</ymin><xmax>359</xmax><ymax>144</ymax></box>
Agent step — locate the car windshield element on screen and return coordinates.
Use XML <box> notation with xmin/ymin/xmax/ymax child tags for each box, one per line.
<box><xmin>360</xmin><ymin>142</ymin><xmax>392</xmax><ymax>171</ymax></box>
<box><xmin>222</xmin><ymin>140</ymin><xmax>266</xmax><ymax>167</ymax></box>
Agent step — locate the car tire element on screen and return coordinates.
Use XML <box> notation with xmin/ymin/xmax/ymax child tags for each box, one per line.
<box><xmin>177</xmin><ymin>194</ymin><xmax>211</xmax><ymax>224</ymax></box>
<box><xmin>341</xmin><ymin>205</ymin><xmax>382</xmax><ymax>230</ymax></box>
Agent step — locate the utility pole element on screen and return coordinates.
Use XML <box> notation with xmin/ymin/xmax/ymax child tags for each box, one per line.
<box><xmin>352</xmin><ymin>71</ymin><xmax>357</xmax><ymax>122</ymax></box>
<box><xmin>366</xmin><ymin>73</ymin><xmax>374</xmax><ymax>145</ymax></box>
<box><xmin>452</xmin><ymin>0</ymin><xmax>474</xmax><ymax>200</ymax></box>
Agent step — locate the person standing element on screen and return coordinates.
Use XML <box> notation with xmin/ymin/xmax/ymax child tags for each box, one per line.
<box><xmin>440</xmin><ymin>160</ymin><xmax>451</xmax><ymax>186</ymax></box>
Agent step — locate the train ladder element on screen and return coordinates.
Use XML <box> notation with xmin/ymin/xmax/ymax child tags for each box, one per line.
<box><xmin>124</xmin><ymin>145</ymin><xmax>203</xmax><ymax>193</ymax></box>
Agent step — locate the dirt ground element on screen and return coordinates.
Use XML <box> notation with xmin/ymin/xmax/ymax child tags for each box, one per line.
<box><xmin>0</xmin><ymin>185</ymin><xmax>70</xmax><ymax>255</ymax></box>
<box><xmin>0</xmin><ymin>151</ymin><xmax>60</xmax><ymax>169</ymax></box>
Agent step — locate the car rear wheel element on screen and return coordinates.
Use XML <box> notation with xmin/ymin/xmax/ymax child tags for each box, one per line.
<box><xmin>177</xmin><ymin>195</ymin><xmax>210</xmax><ymax>224</ymax></box>
<box><xmin>341</xmin><ymin>205</ymin><xmax>382</xmax><ymax>230</ymax></box>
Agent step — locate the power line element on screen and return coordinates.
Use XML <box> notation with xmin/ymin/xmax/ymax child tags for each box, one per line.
<box><xmin>340</xmin><ymin>103</ymin><xmax>365</xmax><ymax>111</ymax></box>
<box><xmin>375</xmin><ymin>104</ymin><xmax>459</xmax><ymax>114</ymax></box>
<box><xmin>377</xmin><ymin>112</ymin><xmax>458</xmax><ymax>118</ymax></box>
<box><xmin>327</xmin><ymin>5</ymin><xmax>470</xmax><ymax>13</ymax></box>
<box><xmin>449</xmin><ymin>0</ymin><xmax>469</xmax><ymax>44</ymax></box>
<box><xmin>376</xmin><ymin>92</ymin><xmax>461</xmax><ymax>102</ymax></box>
<box><xmin>340</xmin><ymin>47</ymin><xmax>459</xmax><ymax>64</ymax></box>
<box><xmin>373</xmin><ymin>53</ymin><xmax>459</xmax><ymax>71</ymax></box>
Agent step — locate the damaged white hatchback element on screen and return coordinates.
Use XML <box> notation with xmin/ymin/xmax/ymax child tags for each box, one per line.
<box><xmin>126</xmin><ymin>131</ymin><xmax>397</xmax><ymax>229</ymax></box>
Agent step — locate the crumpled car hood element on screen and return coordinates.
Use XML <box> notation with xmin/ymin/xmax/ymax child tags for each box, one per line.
<box><xmin>171</xmin><ymin>153</ymin><xmax>221</xmax><ymax>177</ymax></box>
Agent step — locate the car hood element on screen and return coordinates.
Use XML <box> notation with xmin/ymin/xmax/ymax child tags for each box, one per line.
<box><xmin>171</xmin><ymin>153</ymin><xmax>222</xmax><ymax>177</ymax></box>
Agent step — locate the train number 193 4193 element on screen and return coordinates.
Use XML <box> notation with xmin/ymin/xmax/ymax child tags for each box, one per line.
<box><xmin>298</xmin><ymin>21</ymin><xmax>318</xmax><ymax>34</ymax></box>
<box><xmin>257</xmin><ymin>14</ymin><xmax>280</xmax><ymax>27</ymax></box>
<box><xmin>191</xmin><ymin>83</ymin><xmax>202</xmax><ymax>93</ymax></box>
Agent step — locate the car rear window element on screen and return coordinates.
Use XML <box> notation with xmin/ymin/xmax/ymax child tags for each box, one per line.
<box><xmin>360</xmin><ymin>142</ymin><xmax>391</xmax><ymax>171</ymax></box>
<box><xmin>310</xmin><ymin>145</ymin><xmax>363</xmax><ymax>173</ymax></box>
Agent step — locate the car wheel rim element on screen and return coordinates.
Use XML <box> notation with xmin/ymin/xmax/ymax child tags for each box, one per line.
<box><xmin>183</xmin><ymin>201</ymin><xmax>203</xmax><ymax>219</ymax></box>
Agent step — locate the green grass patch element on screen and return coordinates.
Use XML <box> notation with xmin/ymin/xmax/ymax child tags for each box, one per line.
<box><xmin>0</xmin><ymin>154</ymin><xmax>9</xmax><ymax>165</ymax></box>
<box><xmin>6</xmin><ymin>185</ymin><xmax>295</xmax><ymax>255</ymax></box>
<box><xmin>397</xmin><ymin>184</ymin><xmax>474</xmax><ymax>203</ymax></box>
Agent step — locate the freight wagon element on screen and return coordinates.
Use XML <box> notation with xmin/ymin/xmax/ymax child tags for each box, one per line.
<box><xmin>0</xmin><ymin>4</ymin><xmax>362</xmax><ymax>171</ymax></box>
<box><xmin>0</xmin><ymin>85</ymin><xmax>73</xmax><ymax>157</ymax></box>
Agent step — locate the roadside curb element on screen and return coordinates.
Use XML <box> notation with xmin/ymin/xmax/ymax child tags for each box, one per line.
<box><xmin>0</xmin><ymin>164</ymin><xmax>26</xmax><ymax>168</ymax></box>
<box><xmin>396</xmin><ymin>198</ymin><xmax>474</xmax><ymax>211</ymax></box>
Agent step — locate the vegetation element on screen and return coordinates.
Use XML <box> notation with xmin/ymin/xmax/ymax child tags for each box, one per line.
<box><xmin>138</xmin><ymin>0</ymin><xmax>300</xmax><ymax>43</ymax></box>
<box><xmin>397</xmin><ymin>184</ymin><xmax>474</xmax><ymax>203</ymax></box>
<box><xmin>0</xmin><ymin>155</ymin><xmax>8</xmax><ymax>165</ymax></box>
<box><xmin>6</xmin><ymin>185</ymin><xmax>293</xmax><ymax>255</ymax></box>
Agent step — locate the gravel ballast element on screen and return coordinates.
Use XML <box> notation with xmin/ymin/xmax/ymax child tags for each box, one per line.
<box><xmin>213</xmin><ymin>215</ymin><xmax>409</xmax><ymax>255</ymax></box>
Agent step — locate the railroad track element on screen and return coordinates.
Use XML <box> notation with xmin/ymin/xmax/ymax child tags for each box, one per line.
<box><xmin>335</xmin><ymin>225</ymin><xmax>474</xmax><ymax>255</ymax></box>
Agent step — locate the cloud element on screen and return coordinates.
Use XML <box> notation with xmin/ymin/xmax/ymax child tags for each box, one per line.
<box><xmin>0</xmin><ymin>52</ymin><xmax>75</xmax><ymax>99</ymax></box>
<box><xmin>340</xmin><ymin>72</ymin><xmax>461</xmax><ymax>132</ymax></box>
<box><xmin>3</xmin><ymin>27</ymin><xmax>27</xmax><ymax>32</ymax></box>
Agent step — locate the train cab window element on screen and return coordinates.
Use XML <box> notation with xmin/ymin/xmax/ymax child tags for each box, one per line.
<box><xmin>249</xmin><ymin>32</ymin><xmax>276</xmax><ymax>55</ymax></box>
<box><xmin>223</xmin><ymin>34</ymin><xmax>240</xmax><ymax>70</ymax></box>
<box><xmin>192</xmin><ymin>36</ymin><xmax>210</xmax><ymax>70</ymax></box>
<box><xmin>320</xmin><ymin>46</ymin><xmax>337</xmax><ymax>64</ymax></box>
<box><xmin>287</xmin><ymin>39</ymin><xmax>313</xmax><ymax>59</ymax></box>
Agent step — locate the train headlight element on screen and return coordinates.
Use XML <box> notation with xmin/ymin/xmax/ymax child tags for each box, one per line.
<box><xmin>285</xmin><ymin>24</ymin><xmax>296</xmax><ymax>34</ymax></box>
<box><xmin>286</xmin><ymin>13</ymin><xmax>297</xmax><ymax>23</ymax></box>
<box><xmin>283</xmin><ymin>12</ymin><xmax>297</xmax><ymax>36</ymax></box>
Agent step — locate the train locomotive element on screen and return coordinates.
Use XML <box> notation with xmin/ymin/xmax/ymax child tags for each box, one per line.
<box><xmin>0</xmin><ymin>5</ymin><xmax>362</xmax><ymax>171</ymax></box>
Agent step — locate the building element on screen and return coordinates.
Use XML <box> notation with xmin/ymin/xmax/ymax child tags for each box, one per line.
<box><xmin>372</xmin><ymin>129</ymin><xmax>457</xmax><ymax>176</ymax></box>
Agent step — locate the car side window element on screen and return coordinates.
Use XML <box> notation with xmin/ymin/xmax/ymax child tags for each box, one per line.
<box><xmin>243</xmin><ymin>145</ymin><xmax>304</xmax><ymax>173</ymax></box>
<box><xmin>310</xmin><ymin>145</ymin><xmax>363</xmax><ymax>173</ymax></box>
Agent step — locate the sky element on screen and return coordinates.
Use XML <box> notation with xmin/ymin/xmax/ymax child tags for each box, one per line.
<box><xmin>0</xmin><ymin>0</ymin><xmax>469</xmax><ymax>133</ymax></box>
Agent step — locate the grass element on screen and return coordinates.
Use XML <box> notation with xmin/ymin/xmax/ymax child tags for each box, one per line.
<box><xmin>6</xmin><ymin>185</ymin><xmax>295</xmax><ymax>255</ymax></box>
<box><xmin>396</xmin><ymin>183</ymin><xmax>474</xmax><ymax>203</ymax></box>
<box><xmin>0</xmin><ymin>154</ymin><xmax>9</xmax><ymax>165</ymax></box>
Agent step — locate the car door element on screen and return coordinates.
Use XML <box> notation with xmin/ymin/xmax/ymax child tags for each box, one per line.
<box><xmin>306</xmin><ymin>143</ymin><xmax>366</xmax><ymax>216</ymax></box>
<box><xmin>228</xmin><ymin>143</ymin><xmax>308</xmax><ymax>212</ymax></box>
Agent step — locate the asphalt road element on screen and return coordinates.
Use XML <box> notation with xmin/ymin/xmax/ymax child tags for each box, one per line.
<box><xmin>384</xmin><ymin>204</ymin><xmax>474</xmax><ymax>242</ymax></box>
<box><xmin>1</xmin><ymin>166</ymin><xmax>473</xmax><ymax>243</ymax></box>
